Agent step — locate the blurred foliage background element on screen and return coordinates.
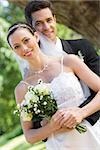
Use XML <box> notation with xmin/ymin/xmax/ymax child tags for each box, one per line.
<box><xmin>0</xmin><ymin>0</ymin><xmax>99</xmax><ymax>141</ymax></box>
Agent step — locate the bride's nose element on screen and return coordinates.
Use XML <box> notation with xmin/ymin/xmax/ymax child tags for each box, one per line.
<box><xmin>22</xmin><ymin>44</ymin><xmax>28</xmax><ymax>52</ymax></box>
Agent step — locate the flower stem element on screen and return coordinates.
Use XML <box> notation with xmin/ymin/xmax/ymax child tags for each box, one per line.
<box><xmin>75</xmin><ymin>124</ymin><xmax>87</xmax><ymax>134</ymax></box>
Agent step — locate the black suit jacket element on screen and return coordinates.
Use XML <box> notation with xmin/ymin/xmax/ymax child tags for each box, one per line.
<box><xmin>61</xmin><ymin>38</ymin><xmax>100</xmax><ymax>125</ymax></box>
<box><xmin>33</xmin><ymin>39</ymin><xmax>100</xmax><ymax>130</ymax></box>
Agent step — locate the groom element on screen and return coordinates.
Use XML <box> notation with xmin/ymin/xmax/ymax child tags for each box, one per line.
<box><xmin>24</xmin><ymin>0</ymin><xmax>100</xmax><ymax>126</ymax></box>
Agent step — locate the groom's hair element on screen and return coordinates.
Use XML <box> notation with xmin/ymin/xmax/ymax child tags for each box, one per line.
<box><xmin>25</xmin><ymin>0</ymin><xmax>54</xmax><ymax>26</ymax></box>
<box><xmin>7</xmin><ymin>22</ymin><xmax>36</xmax><ymax>47</ymax></box>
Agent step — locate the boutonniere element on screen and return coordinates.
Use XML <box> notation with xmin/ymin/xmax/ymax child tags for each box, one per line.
<box><xmin>77</xmin><ymin>50</ymin><xmax>84</xmax><ymax>62</ymax></box>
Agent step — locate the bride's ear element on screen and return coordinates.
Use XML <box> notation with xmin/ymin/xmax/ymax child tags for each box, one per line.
<box><xmin>34</xmin><ymin>32</ymin><xmax>40</xmax><ymax>43</ymax></box>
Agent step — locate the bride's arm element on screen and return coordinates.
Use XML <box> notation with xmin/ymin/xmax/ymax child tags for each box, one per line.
<box><xmin>20</xmin><ymin>119</ymin><xmax>61</xmax><ymax>144</ymax></box>
<box><xmin>20</xmin><ymin>114</ymin><xmax>66</xmax><ymax>144</ymax></box>
<box><xmin>15</xmin><ymin>83</ymin><xmax>63</xmax><ymax>144</ymax></box>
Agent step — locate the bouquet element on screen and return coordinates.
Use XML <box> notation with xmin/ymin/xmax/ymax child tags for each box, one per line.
<box><xmin>15</xmin><ymin>79</ymin><xmax>87</xmax><ymax>134</ymax></box>
<box><xmin>16</xmin><ymin>79</ymin><xmax>57</xmax><ymax>122</ymax></box>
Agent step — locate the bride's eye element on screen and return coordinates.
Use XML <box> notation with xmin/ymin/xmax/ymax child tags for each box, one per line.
<box><xmin>24</xmin><ymin>38</ymin><xmax>30</xmax><ymax>43</ymax></box>
<box><xmin>14</xmin><ymin>45</ymin><xmax>20</xmax><ymax>49</ymax></box>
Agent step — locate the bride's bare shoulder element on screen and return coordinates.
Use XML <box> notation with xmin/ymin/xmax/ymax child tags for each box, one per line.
<box><xmin>63</xmin><ymin>54</ymin><xmax>80</xmax><ymax>65</ymax></box>
<box><xmin>64</xmin><ymin>53</ymin><xmax>78</xmax><ymax>59</ymax></box>
<box><xmin>14</xmin><ymin>81</ymin><xmax>28</xmax><ymax>104</ymax></box>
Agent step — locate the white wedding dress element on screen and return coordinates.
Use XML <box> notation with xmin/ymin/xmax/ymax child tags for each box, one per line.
<box><xmin>45</xmin><ymin>58</ymin><xmax>100</xmax><ymax>150</ymax></box>
<box><xmin>22</xmin><ymin>57</ymin><xmax>100</xmax><ymax>150</ymax></box>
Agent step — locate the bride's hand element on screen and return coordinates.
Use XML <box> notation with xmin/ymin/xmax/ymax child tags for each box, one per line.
<box><xmin>40</xmin><ymin>119</ymin><xmax>48</xmax><ymax>127</ymax></box>
<box><xmin>49</xmin><ymin>110</ymin><xmax>64</xmax><ymax>131</ymax></box>
<box><xmin>59</xmin><ymin>107</ymin><xmax>84</xmax><ymax>128</ymax></box>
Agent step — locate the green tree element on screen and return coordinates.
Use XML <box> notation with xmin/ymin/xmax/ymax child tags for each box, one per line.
<box><xmin>0</xmin><ymin>3</ymin><xmax>23</xmax><ymax>135</ymax></box>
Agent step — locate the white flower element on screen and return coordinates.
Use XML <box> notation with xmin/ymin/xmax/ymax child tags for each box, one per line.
<box><xmin>37</xmin><ymin>109</ymin><xmax>40</xmax><ymax>113</ymax></box>
<box><xmin>40</xmin><ymin>95</ymin><xmax>43</xmax><ymax>100</ymax></box>
<box><xmin>34</xmin><ymin>104</ymin><xmax>38</xmax><ymax>107</ymax></box>
<box><xmin>28</xmin><ymin>85</ymin><xmax>34</xmax><ymax>90</ymax></box>
<box><xmin>25</xmin><ymin>91</ymin><xmax>39</xmax><ymax>104</ymax></box>
<box><xmin>13</xmin><ymin>110</ymin><xmax>18</xmax><ymax>115</ymax></box>
<box><xmin>50</xmin><ymin>92</ymin><xmax>54</xmax><ymax>99</ymax></box>
<box><xmin>78</xmin><ymin>50</ymin><xmax>84</xmax><ymax>62</ymax></box>
<box><xmin>25</xmin><ymin>91</ymin><xmax>33</xmax><ymax>102</ymax></box>
<box><xmin>20</xmin><ymin>99</ymin><xmax>26</xmax><ymax>107</ymax></box>
<box><xmin>43</xmin><ymin>101</ymin><xmax>47</xmax><ymax>105</ymax></box>
<box><xmin>31</xmin><ymin>94</ymin><xmax>39</xmax><ymax>103</ymax></box>
<box><xmin>34</xmin><ymin>83</ymin><xmax>50</xmax><ymax>96</ymax></box>
<box><xmin>34</xmin><ymin>107</ymin><xmax>37</xmax><ymax>112</ymax></box>
<box><xmin>35</xmin><ymin>109</ymin><xmax>40</xmax><ymax>114</ymax></box>
<box><xmin>17</xmin><ymin>103</ymin><xmax>20</xmax><ymax>109</ymax></box>
<box><xmin>21</xmin><ymin>109</ymin><xmax>32</xmax><ymax>121</ymax></box>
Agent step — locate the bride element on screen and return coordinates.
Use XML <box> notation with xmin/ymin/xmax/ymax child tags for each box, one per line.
<box><xmin>7</xmin><ymin>22</ymin><xmax>100</xmax><ymax>150</ymax></box>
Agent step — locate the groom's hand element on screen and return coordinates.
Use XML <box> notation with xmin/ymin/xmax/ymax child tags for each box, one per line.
<box><xmin>59</xmin><ymin>107</ymin><xmax>84</xmax><ymax>128</ymax></box>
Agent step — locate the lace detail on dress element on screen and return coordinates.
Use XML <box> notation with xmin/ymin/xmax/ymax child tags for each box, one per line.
<box><xmin>50</xmin><ymin>72</ymin><xmax>85</xmax><ymax>108</ymax></box>
<box><xmin>47</xmin><ymin>56</ymin><xmax>85</xmax><ymax>108</ymax></box>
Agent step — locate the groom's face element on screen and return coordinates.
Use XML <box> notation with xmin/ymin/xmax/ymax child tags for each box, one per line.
<box><xmin>31</xmin><ymin>8</ymin><xmax>57</xmax><ymax>42</ymax></box>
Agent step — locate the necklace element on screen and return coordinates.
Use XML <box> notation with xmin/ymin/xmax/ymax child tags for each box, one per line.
<box><xmin>30</xmin><ymin>63</ymin><xmax>48</xmax><ymax>75</ymax></box>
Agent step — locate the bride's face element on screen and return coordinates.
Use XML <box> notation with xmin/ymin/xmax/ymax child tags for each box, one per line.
<box><xmin>9</xmin><ymin>28</ymin><xmax>40</xmax><ymax>60</ymax></box>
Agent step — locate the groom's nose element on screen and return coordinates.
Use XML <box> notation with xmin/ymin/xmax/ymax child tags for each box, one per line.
<box><xmin>43</xmin><ymin>22</ymin><xmax>50</xmax><ymax>30</ymax></box>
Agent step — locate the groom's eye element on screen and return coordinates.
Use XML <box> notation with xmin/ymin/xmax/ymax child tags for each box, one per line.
<box><xmin>47</xmin><ymin>18</ymin><xmax>53</xmax><ymax>23</ymax></box>
<box><xmin>35</xmin><ymin>21</ymin><xmax>42</xmax><ymax>26</ymax></box>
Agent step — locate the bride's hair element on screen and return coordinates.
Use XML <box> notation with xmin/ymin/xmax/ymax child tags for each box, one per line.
<box><xmin>7</xmin><ymin>22</ymin><xmax>36</xmax><ymax>79</ymax></box>
<box><xmin>7</xmin><ymin>22</ymin><xmax>36</xmax><ymax>47</ymax></box>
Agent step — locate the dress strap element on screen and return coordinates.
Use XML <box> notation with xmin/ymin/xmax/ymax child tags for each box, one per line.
<box><xmin>61</xmin><ymin>56</ymin><xmax>64</xmax><ymax>73</ymax></box>
<box><xmin>21</xmin><ymin>80</ymin><xmax>30</xmax><ymax>86</ymax></box>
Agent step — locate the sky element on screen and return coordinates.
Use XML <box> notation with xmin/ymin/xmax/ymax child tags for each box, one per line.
<box><xmin>0</xmin><ymin>0</ymin><xmax>9</xmax><ymax>7</ymax></box>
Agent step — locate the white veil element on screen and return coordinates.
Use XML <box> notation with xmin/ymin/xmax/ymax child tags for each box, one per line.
<box><xmin>13</xmin><ymin>52</ymin><xmax>29</xmax><ymax>79</ymax></box>
<box><xmin>39</xmin><ymin>33</ymin><xmax>64</xmax><ymax>57</ymax></box>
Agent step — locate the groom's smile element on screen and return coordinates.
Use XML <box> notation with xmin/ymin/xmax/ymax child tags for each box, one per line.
<box><xmin>31</xmin><ymin>8</ymin><xmax>57</xmax><ymax>42</ymax></box>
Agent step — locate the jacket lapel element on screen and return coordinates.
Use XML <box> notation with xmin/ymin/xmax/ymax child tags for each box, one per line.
<box><xmin>61</xmin><ymin>39</ymin><xmax>74</xmax><ymax>54</ymax></box>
